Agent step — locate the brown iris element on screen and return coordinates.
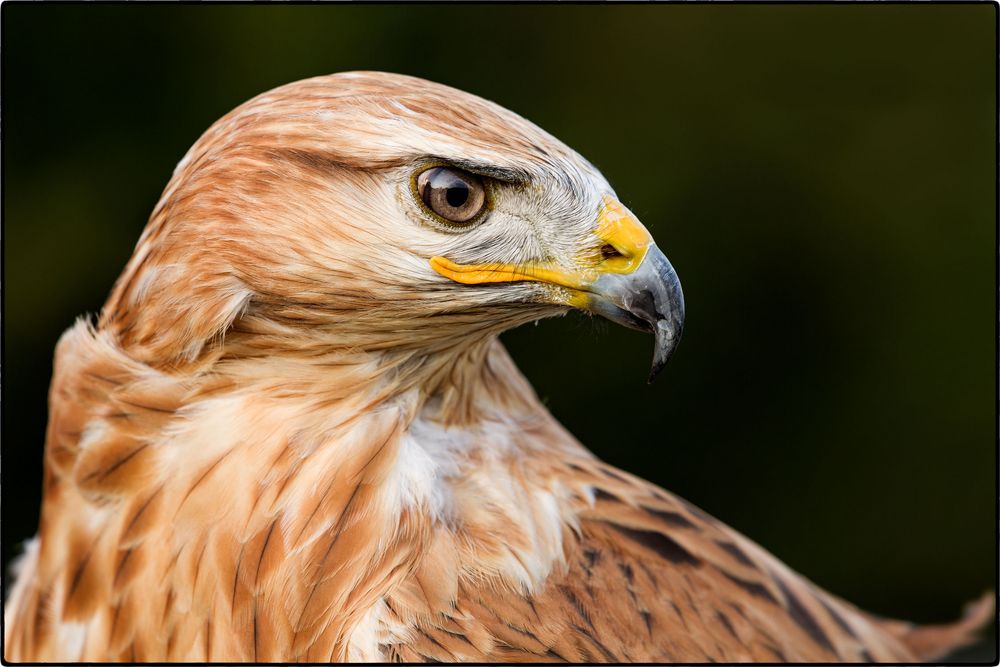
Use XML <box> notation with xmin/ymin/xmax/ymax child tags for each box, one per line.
<box><xmin>416</xmin><ymin>166</ymin><xmax>487</xmax><ymax>224</ymax></box>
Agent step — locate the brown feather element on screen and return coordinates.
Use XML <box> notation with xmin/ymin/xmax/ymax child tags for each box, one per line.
<box><xmin>4</xmin><ymin>71</ymin><xmax>989</xmax><ymax>662</ymax></box>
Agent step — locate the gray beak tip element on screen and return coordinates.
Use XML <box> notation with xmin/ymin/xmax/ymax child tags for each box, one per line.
<box><xmin>647</xmin><ymin>319</ymin><xmax>682</xmax><ymax>384</ymax></box>
<box><xmin>587</xmin><ymin>243</ymin><xmax>685</xmax><ymax>384</ymax></box>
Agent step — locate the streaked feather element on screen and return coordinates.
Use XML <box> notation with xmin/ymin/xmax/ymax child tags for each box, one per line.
<box><xmin>4</xmin><ymin>71</ymin><xmax>989</xmax><ymax>662</ymax></box>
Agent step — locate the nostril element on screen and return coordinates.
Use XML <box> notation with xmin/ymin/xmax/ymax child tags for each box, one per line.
<box><xmin>600</xmin><ymin>243</ymin><xmax>625</xmax><ymax>261</ymax></box>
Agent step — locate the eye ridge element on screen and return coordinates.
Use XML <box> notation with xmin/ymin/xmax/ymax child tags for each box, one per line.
<box><xmin>415</xmin><ymin>165</ymin><xmax>488</xmax><ymax>225</ymax></box>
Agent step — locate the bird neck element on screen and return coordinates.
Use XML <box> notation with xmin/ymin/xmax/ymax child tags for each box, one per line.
<box><xmin>45</xmin><ymin>320</ymin><xmax>590</xmax><ymax>660</ymax></box>
<box><xmin>183</xmin><ymin>324</ymin><xmax>587</xmax><ymax>623</ymax></box>
<box><xmin>205</xmin><ymin>312</ymin><xmax>550</xmax><ymax>428</ymax></box>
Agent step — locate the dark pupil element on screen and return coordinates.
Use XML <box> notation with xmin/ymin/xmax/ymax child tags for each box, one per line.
<box><xmin>445</xmin><ymin>184</ymin><xmax>469</xmax><ymax>208</ymax></box>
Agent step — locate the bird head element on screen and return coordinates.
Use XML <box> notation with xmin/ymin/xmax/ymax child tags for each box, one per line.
<box><xmin>102</xmin><ymin>72</ymin><xmax>684</xmax><ymax>381</ymax></box>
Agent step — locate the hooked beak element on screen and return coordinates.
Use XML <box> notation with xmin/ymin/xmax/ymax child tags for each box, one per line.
<box><xmin>429</xmin><ymin>195</ymin><xmax>685</xmax><ymax>382</ymax></box>
<box><xmin>586</xmin><ymin>244</ymin><xmax>684</xmax><ymax>382</ymax></box>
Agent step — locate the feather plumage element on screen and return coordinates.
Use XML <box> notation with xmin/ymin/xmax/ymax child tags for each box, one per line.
<box><xmin>4</xmin><ymin>71</ymin><xmax>990</xmax><ymax>662</ymax></box>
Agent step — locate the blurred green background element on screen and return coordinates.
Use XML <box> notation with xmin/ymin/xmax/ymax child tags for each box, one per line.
<box><xmin>3</xmin><ymin>4</ymin><xmax>995</xmax><ymax>660</ymax></box>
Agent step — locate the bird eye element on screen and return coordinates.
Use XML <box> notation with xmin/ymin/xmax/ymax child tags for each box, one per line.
<box><xmin>415</xmin><ymin>166</ymin><xmax>487</xmax><ymax>224</ymax></box>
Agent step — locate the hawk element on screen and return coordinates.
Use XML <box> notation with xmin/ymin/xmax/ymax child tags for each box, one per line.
<box><xmin>4</xmin><ymin>71</ymin><xmax>991</xmax><ymax>662</ymax></box>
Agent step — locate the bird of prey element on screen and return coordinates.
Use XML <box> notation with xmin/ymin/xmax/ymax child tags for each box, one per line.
<box><xmin>4</xmin><ymin>71</ymin><xmax>991</xmax><ymax>662</ymax></box>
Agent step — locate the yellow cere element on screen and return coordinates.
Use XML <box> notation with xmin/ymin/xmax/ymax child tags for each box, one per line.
<box><xmin>592</xmin><ymin>194</ymin><xmax>653</xmax><ymax>273</ymax></box>
<box><xmin>429</xmin><ymin>194</ymin><xmax>653</xmax><ymax>295</ymax></box>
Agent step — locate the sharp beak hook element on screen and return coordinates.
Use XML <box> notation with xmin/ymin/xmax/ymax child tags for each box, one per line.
<box><xmin>588</xmin><ymin>245</ymin><xmax>685</xmax><ymax>383</ymax></box>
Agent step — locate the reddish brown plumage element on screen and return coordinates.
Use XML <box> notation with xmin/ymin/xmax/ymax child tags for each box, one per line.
<box><xmin>4</xmin><ymin>72</ymin><xmax>991</xmax><ymax>662</ymax></box>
